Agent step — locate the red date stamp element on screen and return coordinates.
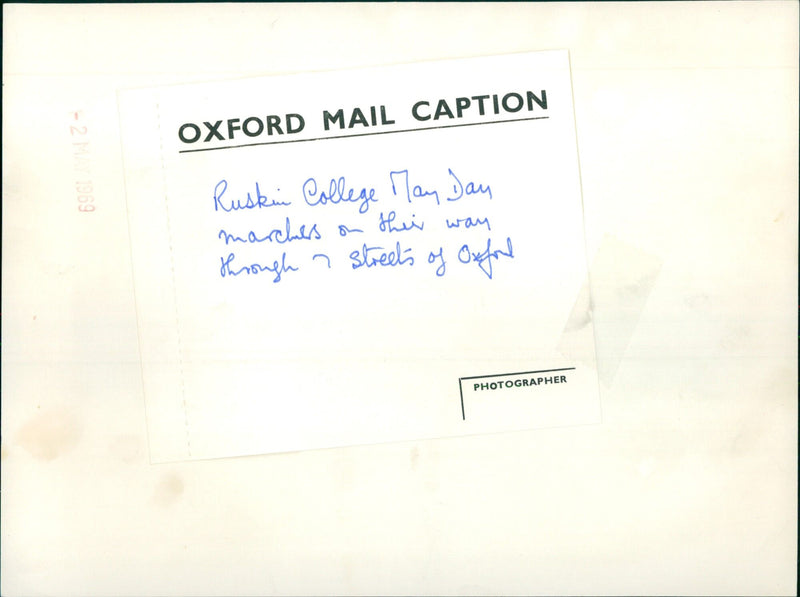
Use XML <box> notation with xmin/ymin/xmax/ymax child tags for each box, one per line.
<box><xmin>70</xmin><ymin>110</ymin><xmax>95</xmax><ymax>212</ymax></box>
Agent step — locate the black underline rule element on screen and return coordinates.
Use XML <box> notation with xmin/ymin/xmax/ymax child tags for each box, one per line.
<box><xmin>178</xmin><ymin>116</ymin><xmax>550</xmax><ymax>154</ymax></box>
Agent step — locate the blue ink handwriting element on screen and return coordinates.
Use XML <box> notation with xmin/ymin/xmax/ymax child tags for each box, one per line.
<box><xmin>389</xmin><ymin>168</ymin><xmax>493</xmax><ymax>205</ymax></box>
<box><xmin>338</xmin><ymin>224</ymin><xmax>364</xmax><ymax>236</ymax></box>
<box><xmin>218</xmin><ymin>218</ymin><xmax>321</xmax><ymax>245</ymax></box>
<box><xmin>378</xmin><ymin>210</ymin><xmax>424</xmax><ymax>233</ymax></box>
<box><xmin>350</xmin><ymin>242</ymin><xmax>415</xmax><ymax>270</ymax></box>
<box><xmin>219</xmin><ymin>251</ymin><xmax>298</xmax><ymax>283</ymax></box>
<box><xmin>312</xmin><ymin>254</ymin><xmax>332</xmax><ymax>268</ymax></box>
<box><xmin>427</xmin><ymin>247</ymin><xmax>446</xmax><ymax>277</ymax></box>
<box><xmin>457</xmin><ymin>237</ymin><xmax>514</xmax><ymax>279</ymax></box>
<box><xmin>445</xmin><ymin>216</ymin><xmax>491</xmax><ymax>231</ymax></box>
<box><xmin>389</xmin><ymin>169</ymin><xmax>441</xmax><ymax>205</ymax></box>
<box><xmin>213</xmin><ymin>179</ymin><xmax>291</xmax><ymax>212</ymax></box>
<box><xmin>446</xmin><ymin>168</ymin><xmax>493</xmax><ymax>201</ymax></box>
<box><xmin>302</xmin><ymin>176</ymin><xmax>378</xmax><ymax>214</ymax></box>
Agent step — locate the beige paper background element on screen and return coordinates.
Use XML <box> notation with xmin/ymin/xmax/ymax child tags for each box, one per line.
<box><xmin>2</xmin><ymin>3</ymin><xmax>797</xmax><ymax>595</ymax></box>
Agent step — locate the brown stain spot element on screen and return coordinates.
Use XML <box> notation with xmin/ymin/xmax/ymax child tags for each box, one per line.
<box><xmin>563</xmin><ymin>306</ymin><xmax>592</xmax><ymax>332</ymax></box>
<box><xmin>1</xmin><ymin>445</ymin><xmax>9</xmax><ymax>461</ymax></box>
<box><xmin>409</xmin><ymin>446</ymin><xmax>420</xmax><ymax>471</ymax></box>
<box><xmin>15</xmin><ymin>409</ymin><xmax>82</xmax><ymax>461</ymax></box>
<box><xmin>153</xmin><ymin>473</ymin><xmax>184</xmax><ymax>507</ymax></box>
<box><xmin>773</xmin><ymin>211</ymin><xmax>784</xmax><ymax>223</ymax></box>
<box><xmin>109</xmin><ymin>434</ymin><xmax>142</xmax><ymax>464</ymax></box>
<box><xmin>562</xmin><ymin>284</ymin><xmax>592</xmax><ymax>333</ymax></box>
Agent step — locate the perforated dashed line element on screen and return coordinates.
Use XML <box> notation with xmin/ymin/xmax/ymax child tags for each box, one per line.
<box><xmin>156</xmin><ymin>103</ymin><xmax>192</xmax><ymax>458</ymax></box>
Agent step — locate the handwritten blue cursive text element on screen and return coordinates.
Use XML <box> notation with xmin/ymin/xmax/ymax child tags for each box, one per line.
<box><xmin>219</xmin><ymin>251</ymin><xmax>298</xmax><ymax>283</ymax></box>
<box><xmin>350</xmin><ymin>242</ymin><xmax>415</xmax><ymax>270</ymax></box>
<box><xmin>302</xmin><ymin>176</ymin><xmax>378</xmax><ymax>214</ymax></box>
<box><xmin>218</xmin><ymin>218</ymin><xmax>321</xmax><ymax>245</ymax></box>
<box><xmin>213</xmin><ymin>179</ymin><xmax>291</xmax><ymax>212</ymax></box>
<box><xmin>457</xmin><ymin>237</ymin><xmax>514</xmax><ymax>279</ymax></box>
